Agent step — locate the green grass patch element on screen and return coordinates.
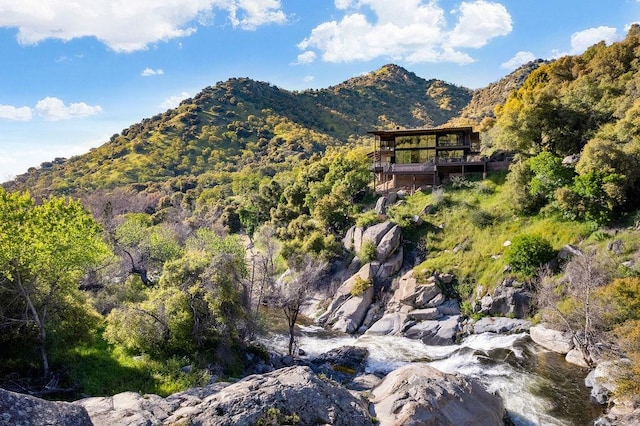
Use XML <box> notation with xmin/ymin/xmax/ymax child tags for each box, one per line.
<box><xmin>61</xmin><ymin>333</ymin><xmax>209</xmax><ymax>397</ymax></box>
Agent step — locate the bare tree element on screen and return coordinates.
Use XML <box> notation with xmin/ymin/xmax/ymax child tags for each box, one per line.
<box><xmin>536</xmin><ymin>250</ymin><xmax>612</xmax><ymax>366</ymax></box>
<box><xmin>272</xmin><ymin>256</ymin><xmax>327</xmax><ymax>356</ymax></box>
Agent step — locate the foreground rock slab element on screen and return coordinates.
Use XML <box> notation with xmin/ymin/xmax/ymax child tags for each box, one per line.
<box><xmin>0</xmin><ymin>387</ymin><xmax>92</xmax><ymax>426</ymax></box>
<box><xmin>372</xmin><ymin>363</ymin><xmax>505</xmax><ymax>426</ymax></box>
<box><xmin>78</xmin><ymin>366</ymin><xmax>372</xmax><ymax>426</ymax></box>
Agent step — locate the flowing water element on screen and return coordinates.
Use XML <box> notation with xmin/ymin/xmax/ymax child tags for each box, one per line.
<box><xmin>261</xmin><ymin>322</ymin><xmax>603</xmax><ymax>425</ymax></box>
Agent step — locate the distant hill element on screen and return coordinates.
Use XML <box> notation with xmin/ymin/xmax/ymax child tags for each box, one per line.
<box><xmin>460</xmin><ymin>59</ymin><xmax>548</xmax><ymax>122</ymax></box>
<box><xmin>4</xmin><ymin>63</ymin><xmax>522</xmax><ymax>197</ymax></box>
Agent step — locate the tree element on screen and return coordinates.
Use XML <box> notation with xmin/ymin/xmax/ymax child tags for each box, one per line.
<box><xmin>272</xmin><ymin>256</ymin><xmax>327</xmax><ymax>356</ymax></box>
<box><xmin>0</xmin><ymin>189</ymin><xmax>110</xmax><ymax>378</ymax></box>
<box><xmin>536</xmin><ymin>250</ymin><xmax>612</xmax><ymax>366</ymax></box>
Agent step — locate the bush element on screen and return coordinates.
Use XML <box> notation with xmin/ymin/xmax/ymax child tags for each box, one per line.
<box><xmin>358</xmin><ymin>239</ymin><xmax>377</xmax><ymax>263</ymax></box>
<box><xmin>350</xmin><ymin>276</ymin><xmax>372</xmax><ymax>297</ymax></box>
<box><xmin>469</xmin><ymin>209</ymin><xmax>494</xmax><ymax>228</ymax></box>
<box><xmin>505</xmin><ymin>234</ymin><xmax>555</xmax><ymax>276</ymax></box>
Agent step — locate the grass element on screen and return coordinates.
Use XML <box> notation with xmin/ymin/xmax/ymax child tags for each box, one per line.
<box><xmin>392</xmin><ymin>173</ymin><xmax>593</xmax><ymax>297</ymax></box>
<box><xmin>60</xmin><ymin>332</ymin><xmax>209</xmax><ymax>397</ymax></box>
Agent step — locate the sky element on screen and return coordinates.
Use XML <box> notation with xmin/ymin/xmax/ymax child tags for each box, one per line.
<box><xmin>1</xmin><ymin>0</ymin><xmax>639</xmax><ymax>182</ymax></box>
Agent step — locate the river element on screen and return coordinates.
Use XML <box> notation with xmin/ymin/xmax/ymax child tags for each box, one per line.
<box><xmin>261</xmin><ymin>321</ymin><xmax>603</xmax><ymax>425</ymax></box>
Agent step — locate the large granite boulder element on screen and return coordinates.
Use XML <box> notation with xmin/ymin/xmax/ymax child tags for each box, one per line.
<box><xmin>365</xmin><ymin>312</ymin><xmax>408</xmax><ymax>336</ymax></box>
<box><xmin>79</xmin><ymin>366</ymin><xmax>372</xmax><ymax>426</ymax></box>
<box><xmin>375</xmin><ymin>224</ymin><xmax>401</xmax><ymax>261</ymax></box>
<box><xmin>373</xmin><ymin>246</ymin><xmax>404</xmax><ymax>280</ymax></box>
<box><xmin>472</xmin><ymin>317</ymin><xmax>531</xmax><ymax>334</ymax></box>
<box><xmin>318</xmin><ymin>263</ymin><xmax>375</xmax><ymax>331</ymax></box>
<box><xmin>372</xmin><ymin>363</ymin><xmax>505</xmax><ymax>426</ymax></box>
<box><xmin>529</xmin><ymin>323</ymin><xmax>574</xmax><ymax>354</ymax></box>
<box><xmin>476</xmin><ymin>278</ymin><xmax>532</xmax><ymax>318</ymax></box>
<box><xmin>0</xmin><ymin>388</ymin><xmax>92</xmax><ymax>426</ymax></box>
<box><xmin>403</xmin><ymin>315</ymin><xmax>461</xmax><ymax>345</ymax></box>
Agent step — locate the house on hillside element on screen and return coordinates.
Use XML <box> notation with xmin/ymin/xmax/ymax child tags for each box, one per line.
<box><xmin>369</xmin><ymin>126</ymin><xmax>507</xmax><ymax>192</ymax></box>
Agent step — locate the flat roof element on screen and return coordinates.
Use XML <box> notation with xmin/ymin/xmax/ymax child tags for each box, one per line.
<box><xmin>368</xmin><ymin>126</ymin><xmax>475</xmax><ymax>137</ymax></box>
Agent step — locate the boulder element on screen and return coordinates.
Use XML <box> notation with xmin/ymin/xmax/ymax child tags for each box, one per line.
<box><xmin>404</xmin><ymin>315</ymin><xmax>461</xmax><ymax>346</ymax></box>
<box><xmin>376</xmin><ymin>224</ymin><xmax>401</xmax><ymax>261</ymax></box>
<box><xmin>343</xmin><ymin>225</ymin><xmax>356</xmax><ymax>251</ymax></box>
<box><xmin>372</xmin><ymin>363</ymin><xmax>505</xmax><ymax>426</ymax></box>
<box><xmin>318</xmin><ymin>263</ymin><xmax>374</xmax><ymax>325</ymax></box>
<box><xmin>529</xmin><ymin>324</ymin><xmax>574</xmax><ymax>354</ymax></box>
<box><xmin>374</xmin><ymin>196</ymin><xmax>387</xmax><ymax>215</ymax></box>
<box><xmin>365</xmin><ymin>312</ymin><xmax>407</xmax><ymax>336</ymax></box>
<box><xmin>607</xmin><ymin>239</ymin><xmax>624</xmax><ymax>255</ymax></box>
<box><xmin>361</xmin><ymin>221</ymin><xmax>395</xmax><ymax>248</ymax></box>
<box><xmin>585</xmin><ymin>360</ymin><xmax>624</xmax><ymax>405</ymax></box>
<box><xmin>558</xmin><ymin>244</ymin><xmax>583</xmax><ymax>262</ymax></box>
<box><xmin>352</xmin><ymin>226</ymin><xmax>364</xmax><ymax>253</ymax></box>
<box><xmin>312</xmin><ymin>346</ymin><xmax>369</xmax><ymax>375</ymax></box>
<box><xmin>0</xmin><ymin>388</ymin><xmax>92</xmax><ymax>426</ymax></box>
<box><xmin>407</xmin><ymin>307</ymin><xmax>442</xmax><ymax>321</ymax></box>
<box><xmin>437</xmin><ymin>299</ymin><xmax>461</xmax><ymax>316</ymax></box>
<box><xmin>565</xmin><ymin>348</ymin><xmax>589</xmax><ymax>368</ymax></box>
<box><xmin>81</xmin><ymin>367</ymin><xmax>372</xmax><ymax>426</ymax></box>
<box><xmin>472</xmin><ymin>317</ymin><xmax>531</xmax><ymax>334</ymax></box>
<box><xmin>479</xmin><ymin>278</ymin><xmax>532</xmax><ymax>318</ymax></box>
<box><xmin>374</xmin><ymin>247</ymin><xmax>403</xmax><ymax>279</ymax></box>
<box><xmin>330</xmin><ymin>285</ymin><xmax>375</xmax><ymax>333</ymax></box>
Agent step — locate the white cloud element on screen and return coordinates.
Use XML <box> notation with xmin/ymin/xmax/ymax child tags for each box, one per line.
<box><xmin>35</xmin><ymin>97</ymin><xmax>103</xmax><ymax>121</ymax></box>
<box><xmin>298</xmin><ymin>0</ymin><xmax>512</xmax><ymax>64</ymax></box>
<box><xmin>160</xmin><ymin>91</ymin><xmax>191</xmax><ymax>110</ymax></box>
<box><xmin>0</xmin><ymin>104</ymin><xmax>33</xmax><ymax>121</ymax></box>
<box><xmin>0</xmin><ymin>0</ymin><xmax>287</xmax><ymax>52</ymax></box>
<box><xmin>570</xmin><ymin>26</ymin><xmax>620</xmax><ymax>54</ymax></box>
<box><xmin>501</xmin><ymin>51</ymin><xmax>536</xmax><ymax>70</ymax></box>
<box><xmin>295</xmin><ymin>51</ymin><xmax>316</xmax><ymax>64</ymax></box>
<box><xmin>303</xmin><ymin>75</ymin><xmax>314</xmax><ymax>82</ymax></box>
<box><xmin>142</xmin><ymin>68</ymin><xmax>165</xmax><ymax>77</ymax></box>
<box><xmin>447</xmin><ymin>1</ymin><xmax>512</xmax><ymax>48</ymax></box>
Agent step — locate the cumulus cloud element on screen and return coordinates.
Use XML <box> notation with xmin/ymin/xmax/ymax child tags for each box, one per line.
<box><xmin>295</xmin><ymin>51</ymin><xmax>317</xmax><ymax>65</ymax></box>
<box><xmin>570</xmin><ymin>26</ymin><xmax>620</xmax><ymax>54</ymax></box>
<box><xmin>0</xmin><ymin>104</ymin><xmax>33</xmax><ymax>121</ymax></box>
<box><xmin>160</xmin><ymin>92</ymin><xmax>191</xmax><ymax>110</ymax></box>
<box><xmin>501</xmin><ymin>51</ymin><xmax>536</xmax><ymax>70</ymax></box>
<box><xmin>35</xmin><ymin>97</ymin><xmax>103</xmax><ymax>121</ymax></box>
<box><xmin>0</xmin><ymin>0</ymin><xmax>287</xmax><ymax>52</ymax></box>
<box><xmin>298</xmin><ymin>0</ymin><xmax>512</xmax><ymax>64</ymax></box>
<box><xmin>142</xmin><ymin>68</ymin><xmax>165</xmax><ymax>77</ymax></box>
<box><xmin>303</xmin><ymin>75</ymin><xmax>314</xmax><ymax>82</ymax></box>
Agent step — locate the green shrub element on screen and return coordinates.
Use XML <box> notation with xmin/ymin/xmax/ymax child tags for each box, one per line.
<box><xmin>356</xmin><ymin>210</ymin><xmax>379</xmax><ymax>228</ymax></box>
<box><xmin>351</xmin><ymin>276</ymin><xmax>372</xmax><ymax>297</ymax></box>
<box><xmin>358</xmin><ymin>239</ymin><xmax>377</xmax><ymax>263</ymax></box>
<box><xmin>505</xmin><ymin>234</ymin><xmax>555</xmax><ymax>276</ymax></box>
<box><xmin>469</xmin><ymin>209</ymin><xmax>494</xmax><ymax>228</ymax></box>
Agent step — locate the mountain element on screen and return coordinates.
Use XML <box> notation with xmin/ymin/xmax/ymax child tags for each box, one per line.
<box><xmin>459</xmin><ymin>59</ymin><xmax>548</xmax><ymax>122</ymax></box>
<box><xmin>4</xmin><ymin>64</ymin><xmax>477</xmax><ymax>197</ymax></box>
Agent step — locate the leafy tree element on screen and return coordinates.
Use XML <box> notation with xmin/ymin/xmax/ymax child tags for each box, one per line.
<box><xmin>0</xmin><ymin>189</ymin><xmax>109</xmax><ymax>377</ymax></box>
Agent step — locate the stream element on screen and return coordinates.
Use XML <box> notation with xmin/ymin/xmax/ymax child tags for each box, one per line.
<box><xmin>261</xmin><ymin>322</ymin><xmax>603</xmax><ymax>425</ymax></box>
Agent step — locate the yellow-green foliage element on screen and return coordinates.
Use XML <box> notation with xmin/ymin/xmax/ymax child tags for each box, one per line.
<box><xmin>351</xmin><ymin>276</ymin><xmax>372</xmax><ymax>297</ymax></box>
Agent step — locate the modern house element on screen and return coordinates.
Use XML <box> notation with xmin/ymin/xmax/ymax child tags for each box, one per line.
<box><xmin>369</xmin><ymin>126</ymin><xmax>494</xmax><ymax>192</ymax></box>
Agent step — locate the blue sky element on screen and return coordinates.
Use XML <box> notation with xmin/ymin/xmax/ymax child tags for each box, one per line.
<box><xmin>1</xmin><ymin>0</ymin><xmax>639</xmax><ymax>181</ymax></box>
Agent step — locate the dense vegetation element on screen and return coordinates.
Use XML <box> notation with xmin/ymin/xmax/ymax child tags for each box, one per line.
<box><xmin>2</xmin><ymin>26</ymin><xmax>640</xmax><ymax>407</ymax></box>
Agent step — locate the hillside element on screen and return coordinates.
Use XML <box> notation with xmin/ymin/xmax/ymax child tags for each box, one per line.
<box><xmin>4</xmin><ymin>64</ymin><xmax>476</xmax><ymax>197</ymax></box>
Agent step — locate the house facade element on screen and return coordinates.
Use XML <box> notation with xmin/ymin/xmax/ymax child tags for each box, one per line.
<box><xmin>369</xmin><ymin>126</ymin><xmax>488</xmax><ymax>192</ymax></box>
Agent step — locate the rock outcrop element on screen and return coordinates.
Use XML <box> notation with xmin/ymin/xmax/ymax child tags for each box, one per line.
<box><xmin>0</xmin><ymin>388</ymin><xmax>92</xmax><ymax>426</ymax></box>
<box><xmin>529</xmin><ymin>323</ymin><xmax>574</xmax><ymax>354</ymax></box>
<box><xmin>324</xmin><ymin>221</ymin><xmax>404</xmax><ymax>333</ymax></box>
<box><xmin>372</xmin><ymin>363</ymin><xmax>505</xmax><ymax>426</ymax></box>
<box><xmin>475</xmin><ymin>277</ymin><xmax>532</xmax><ymax>318</ymax></box>
<box><xmin>78</xmin><ymin>366</ymin><xmax>372</xmax><ymax>426</ymax></box>
<box><xmin>366</xmin><ymin>270</ymin><xmax>462</xmax><ymax>344</ymax></box>
<box><xmin>472</xmin><ymin>317</ymin><xmax>531</xmax><ymax>334</ymax></box>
